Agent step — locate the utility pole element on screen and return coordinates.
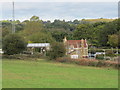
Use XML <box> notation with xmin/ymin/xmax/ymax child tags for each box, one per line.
<box><xmin>103</xmin><ymin>49</ymin><xmax>106</xmax><ymax>60</ymax></box>
<box><xmin>12</xmin><ymin>1</ymin><xmax>15</xmax><ymax>33</ymax></box>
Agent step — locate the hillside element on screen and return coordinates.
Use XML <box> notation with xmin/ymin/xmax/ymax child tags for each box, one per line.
<box><xmin>81</xmin><ymin>18</ymin><xmax>115</xmax><ymax>23</ymax></box>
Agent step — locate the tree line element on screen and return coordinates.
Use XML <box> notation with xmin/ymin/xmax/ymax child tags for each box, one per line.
<box><xmin>1</xmin><ymin>16</ymin><xmax>120</xmax><ymax>49</ymax></box>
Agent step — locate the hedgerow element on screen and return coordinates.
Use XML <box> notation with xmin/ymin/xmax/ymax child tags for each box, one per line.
<box><xmin>56</xmin><ymin>57</ymin><xmax>119</xmax><ymax>69</ymax></box>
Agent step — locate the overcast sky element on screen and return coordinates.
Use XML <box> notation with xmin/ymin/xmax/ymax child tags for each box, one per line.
<box><xmin>1</xmin><ymin>2</ymin><xmax>118</xmax><ymax>21</ymax></box>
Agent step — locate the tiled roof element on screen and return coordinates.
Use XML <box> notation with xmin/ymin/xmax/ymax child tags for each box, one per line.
<box><xmin>66</xmin><ymin>40</ymin><xmax>87</xmax><ymax>48</ymax></box>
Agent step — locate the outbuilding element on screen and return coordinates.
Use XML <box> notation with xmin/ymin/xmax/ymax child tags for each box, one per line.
<box><xmin>27</xmin><ymin>43</ymin><xmax>50</xmax><ymax>54</ymax></box>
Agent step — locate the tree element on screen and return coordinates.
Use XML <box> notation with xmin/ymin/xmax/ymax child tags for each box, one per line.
<box><xmin>73</xmin><ymin>19</ymin><xmax>80</xmax><ymax>25</ymax></box>
<box><xmin>52</xmin><ymin>19</ymin><xmax>70</xmax><ymax>30</ymax></box>
<box><xmin>21</xmin><ymin>20</ymin><xmax>43</xmax><ymax>38</ymax></box>
<box><xmin>29</xmin><ymin>32</ymin><xmax>55</xmax><ymax>43</ymax></box>
<box><xmin>92</xmin><ymin>24</ymin><xmax>105</xmax><ymax>47</ymax></box>
<box><xmin>97</xmin><ymin>20</ymin><xmax>118</xmax><ymax>46</ymax></box>
<box><xmin>30</xmin><ymin>16</ymin><xmax>40</xmax><ymax>22</ymax></box>
<box><xmin>15</xmin><ymin>23</ymin><xmax>24</xmax><ymax>32</ymax></box>
<box><xmin>2</xmin><ymin>21</ymin><xmax>12</xmax><ymax>37</ymax></box>
<box><xmin>73</xmin><ymin>24</ymin><xmax>93</xmax><ymax>40</ymax></box>
<box><xmin>108</xmin><ymin>34</ymin><xmax>118</xmax><ymax>47</ymax></box>
<box><xmin>51</xmin><ymin>30</ymin><xmax>68</xmax><ymax>42</ymax></box>
<box><xmin>3</xmin><ymin>34</ymin><xmax>27</xmax><ymax>55</ymax></box>
<box><xmin>47</xmin><ymin>42</ymin><xmax>66</xmax><ymax>60</ymax></box>
<box><xmin>2</xmin><ymin>28</ymin><xmax>10</xmax><ymax>38</ymax></box>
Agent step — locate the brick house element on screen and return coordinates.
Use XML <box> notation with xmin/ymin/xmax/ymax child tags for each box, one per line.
<box><xmin>63</xmin><ymin>37</ymin><xmax>88</xmax><ymax>59</ymax></box>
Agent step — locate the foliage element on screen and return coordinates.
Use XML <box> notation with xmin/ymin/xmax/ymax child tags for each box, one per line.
<box><xmin>56</xmin><ymin>57</ymin><xmax>119</xmax><ymax>69</ymax></box>
<box><xmin>49</xmin><ymin>29</ymin><xmax>73</xmax><ymax>42</ymax></box>
<box><xmin>73</xmin><ymin>24</ymin><xmax>93</xmax><ymax>40</ymax></box>
<box><xmin>51</xmin><ymin>19</ymin><xmax>70</xmax><ymax>30</ymax></box>
<box><xmin>30</xmin><ymin>15</ymin><xmax>40</xmax><ymax>21</ymax></box>
<box><xmin>15</xmin><ymin>23</ymin><xmax>24</xmax><ymax>32</ymax></box>
<box><xmin>1</xmin><ymin>16</ymin><xmax>120</xmax><ymax>48</ymax></box>
<box><xmin>96</xmin><ymin>54</ymin><xmax>104</xmax><ymax>60</ymax></box>
<box><xmin>105</xmin><ymin>50</ymin><xmax>117</xmax><ymax>57</ymax></box>
<box><xmin>108</xmin><ymin>34</ymin><xmax>118</xmax><ymax>47</ymax></box>
<box><xmin>97</xmin><ymin>20</ymin><xmax>118</xmax><ymax>46</ymax></box>
<box><xmin>2</xmin><ymin>22</ymin><xmax>12</xmax><ymax>37</ymax></box>
<box><xmin>47</xmin><ymin>42</ymin><xmax>66</xmax><ymax>60</ymax></box>
<box><xmin>21</xmin><ymin>20</ymin><xmax>43</xmax><ymax>37</ymax></box>
<box><xmin>2</xmin><ymin>53</ymin><xmax>44</xmax><ymax>60</ymax></box>
<box><xmin>55</xmin><ymin>57</ymin><xmax>73</xmax><ymax>63</ymax></box>
<box><xmin>28</xmin><ymin>32</ymin><xmax>55</xmax><ymax>43</ymax></box>
<box><xmin>3</xmin><ymin>34</ymin><xmax>27</xmax><ymax>55</ymax></box>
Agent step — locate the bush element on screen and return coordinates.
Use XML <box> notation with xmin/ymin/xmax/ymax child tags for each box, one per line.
<box><xmin>2</xmin><ymin>53</ymin><xmax>44</xmax><ymax>60</ymax></box>
<box><xmin>96</xmin><ymin>61</ymin><xmax>105</xmax><ymax>67</ymax></box>
<box><xmin>96</xmin><ymin>54</ymin><xmax>104</xmax><ymax>60</ymax></box>
<box><xmin>76</xmin><ymin>59</ymin><xmax>99</xmax><ymax>66</ymax></box>
<box><xmin>47</xmin><ymin>42</ymin><xmax>66</xmax><ymax>60</ymax></box>
<box><xmin>56</xmin><ymin>57</ymin><xmax>73</xmax><ymax>63</ymax></box>
<box><xmin>3</xmin><ymin>34</ymin><xmax>27</xmax><ymax>55</ymax></box>
<box><xmin>88</xmin><ymin>60</ymin><xmax>98</xmax><ymax>66</ymax></box>
<box><xmin>89</xmin><ymin>49</ymin><xmax>96</xmax><ymax>54</ymax></box>
<box><xmin>104</xmin><ymin>61</ymin><xmax>119</xmax><ymax>69</ymax></box>
<box><xmin>2</xmin><ymin>54</ymin><xmax>26</xmax><ymax>60</ymax></box>
<box><xmin>28</xmin><ymin>52</ymin><xmax>45</xmax><ymax>58</ymax></box>
<box><xmin>55</xmin><ymin>57</ymin><xmax>120</xmax><ymax>69</ymax></box>
<box><xmin>105</xmin><ymin>50</ymin><xmax>117</xmax><ymax>57</ymax></box>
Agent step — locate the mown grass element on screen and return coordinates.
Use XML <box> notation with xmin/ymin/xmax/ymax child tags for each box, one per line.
<box><xmin>2</xmin><ymin>59</ymin><xmax>118</xmax><ymax>88</ymax></box>
<box><xmin>0</xmin><ymin>59</ymin><xmax>2</xmax><ymax>89</ymax></box>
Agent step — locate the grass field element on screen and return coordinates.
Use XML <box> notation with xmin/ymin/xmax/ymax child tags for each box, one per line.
<box><xmin>2</xmin><ymin>59</ymin><xmax>118</xmax><ymax>88</ymax></box>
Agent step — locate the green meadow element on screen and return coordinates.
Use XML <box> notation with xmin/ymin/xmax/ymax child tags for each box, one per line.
<box><xmin>2</xmin><ymin>59</ymin><xmax>118</xmax><ymax>88</ymax></box>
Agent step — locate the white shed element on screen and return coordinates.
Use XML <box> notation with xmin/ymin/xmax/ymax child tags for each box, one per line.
<box><xmin>27</xmin><ymin>43</ymin><xmax>50</xmax><ymax>50</ymax></box>
<box><xmin>27</xmin><ymin>43</ymin><xmax>50</xmax><ymax>54</ymax></box>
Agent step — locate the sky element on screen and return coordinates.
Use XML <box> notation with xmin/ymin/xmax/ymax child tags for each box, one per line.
<box><xmin>1</xmin><ymin>1</ymin><xmax>119</xmax><ymax>21</ymax></box>
<box><xmin>0</xmin><ymin>0</ymin><xmax>119</xmax><ymax>2</ymax></box>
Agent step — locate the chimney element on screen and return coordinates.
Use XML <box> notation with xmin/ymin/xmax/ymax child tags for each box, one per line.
<box><xmin>81</xmin><ymin>39</ymin><xmax>84</xmax><ymax>47</ymax></box>
<box><xmin>63</xmin><ymin>36</ymin><xmax>67</xmax><ymax>43</ymax></box>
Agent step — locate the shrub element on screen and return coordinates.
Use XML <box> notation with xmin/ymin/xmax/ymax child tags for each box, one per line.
<box><xmin>105</xmin><ymin>50</ymin><xmax>117</xmax><ymax>57</ymax></box>
<box><xmin>77</xmin><ymin>59</ymin><xmax>89</xmax><ymax>66</ymax></box>
<box><xmin>76</xmin><ymin>59</ymin><xmax>99</xmax><ymax>66</ymax></box>
<box><xmin>55</xmin><ymin>57</ymin><xmax>120</xmax><ymax>69</ymax></box>
<box><xmin>47</xmin><ymin>42</ymin><xmax>66</xmax><ymax>60</ymax></box>
<box><xmin>88</xmin><ymin>60</ymin><xmax>98</xmax><ymax>66</ymax></box>
<box><xmin>104</xmin><ymin>61</ymin><xmax>119</xmax><ymax>69</ymax></box>
<box><xmin>3</xmin><ymin>34</ymin><xmax>27</xmax><ymax>55</ymax></box>
<box><xmin>96</xmin><ymin>61</ymin><xmax>105</xmax><ymax>67</ymax></box>
<box><xmin>90</xmin><ymin>49</ymin><xmax>96</xmax><ymax>54</ymax></box>
<box><xmin>2</xmin><ymin>54</ymin><xmax>26</xmax><ymax>60</ymax></box>
<box><xmin>56</xmin><ymin>57</ymin><xmax>74</xmax><ymax>63</ymax></box>
<box><xmin>96</xmin><ymin>54</ymin><xmax>104</xmax><ymax>60</ymax></box>
<box><xmin>28</xmin><ymin>52</ymin><xmax>45</xmax><ymax>58</ymax></box>
<box><xmin>2</xmin><ymin>53</ymin><xmax>43</xmax><ymax>60</ymax></box>
<box><xmin>56</xmin><ymin>57</ymin><xmax>73</xmax><ymax>63</ymax></box>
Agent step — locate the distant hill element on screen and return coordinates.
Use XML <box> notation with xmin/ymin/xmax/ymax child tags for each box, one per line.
<box><xmin>81</xmin><ymin>18</ymin><xmax>115</xmax><ymax>23</ymax></box>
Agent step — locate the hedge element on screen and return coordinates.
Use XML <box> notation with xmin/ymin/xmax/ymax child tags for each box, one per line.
<box><xmin>56</xmin><ymin>57</ymin><xmax>119</xmax><ymax>69</ymax></box>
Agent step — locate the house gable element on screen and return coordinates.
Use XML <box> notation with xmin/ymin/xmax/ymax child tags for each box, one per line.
<box><xmin>63</xmin><ymin>37</ymin><xmax>88</xmax><ymax>59</ymax></box>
